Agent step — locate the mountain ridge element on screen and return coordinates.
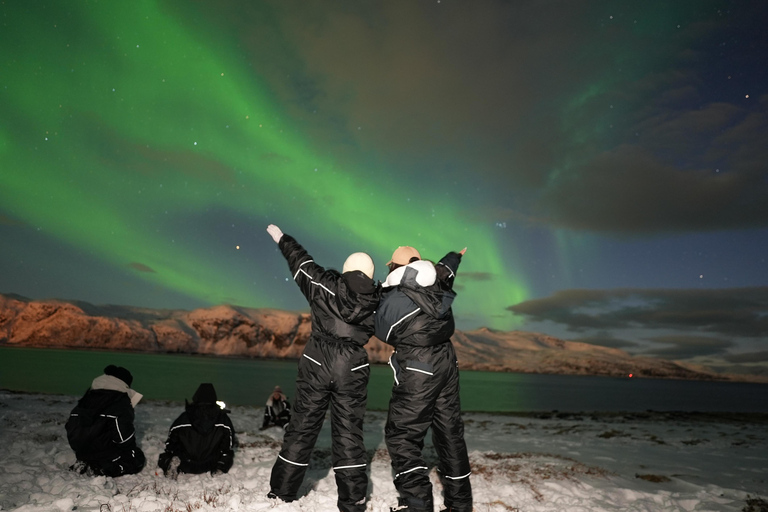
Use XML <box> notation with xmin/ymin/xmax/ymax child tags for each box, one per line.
<box><xmin>1</xmin><ymin>293</ymin><xmax>764</xmax><ymax>383</ymax></box>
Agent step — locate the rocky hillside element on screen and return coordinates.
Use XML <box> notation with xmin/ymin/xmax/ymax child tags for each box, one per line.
<box><xmin>0</xmin><ymin>293</ymin><xmax>745</xmax><ymax>382</ymax></box>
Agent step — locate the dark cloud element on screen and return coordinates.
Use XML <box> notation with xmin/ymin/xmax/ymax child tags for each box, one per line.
<box><xmin>128</xmin><ymin>263</ymin><xmax>156</xmax><ymax>273</ymax></box>
<box><xmin>301</xmin><ymin>3</ymin><xmax>768</xmax><ymax>235</ymax></box>
<box><xmin>643</xmin><ymin>335</ymin><xmax>733</xmax><ymax>360</ymax></box>
<box><xmin>723</xmin><ymin>351</ymin><xmax>768</xmax><ymax>364</ymax></box>
<box><xmin>539</xmin><ymin>102</ymin><xmax>768</xmax><ymax>234</ymax></box>
<box><xmin>70</xmin><ymin>117</ymin><xmax>241</xmax><ymax>185</ymax></box>
<box><xmin>184</xmin><ymin>1</ymin><xmax>768</xmax><ymax>236</ymax></box>
<box><xmin>508</xmin><ymin>287</ymin><xmax>768</xmax><ymax>338</ymax></box>
<box><xmin>0</xmin><ymin>215</ymin><xmax>25</xmax><ymax>227</ymax></box>
<box><xmin>571</xmin><ymin>333</ymin><xmax>640</xmax><ymax>350</ymax></box>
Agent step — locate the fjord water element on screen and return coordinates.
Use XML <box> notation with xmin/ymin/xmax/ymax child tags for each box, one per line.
<box><xmin>1</xmin><ymin>347</ymin><xmax>765</xmax><ymax>412</ymax></box>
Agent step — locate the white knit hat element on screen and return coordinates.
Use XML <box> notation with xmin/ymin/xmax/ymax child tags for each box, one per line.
<box><xmin>342</xmin><ymin>252</ymin><xmax>375</xmax><ymax>279</ymax></box>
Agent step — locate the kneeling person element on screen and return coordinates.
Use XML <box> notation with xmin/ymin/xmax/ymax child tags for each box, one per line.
<box><xmin>158</xmin><ymin>383</ymin><xmax>236</xmax><ymax>478</ymax></box>
<box><xmin>66</xmin><ymin>365</ymin><xmax>146</xmax><ymax>477</ymax></box>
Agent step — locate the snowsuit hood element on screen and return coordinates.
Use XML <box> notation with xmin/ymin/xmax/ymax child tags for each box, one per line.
<box><xmin>374</xmin><ymin>252</ymin><xmax>461</xmax><ymax>348</ymax></box>
<box><xmin>185</xmin><ymin>383</ymin><xmax>221</xmax><ymax>434</ymax></box>
<box><xmin>186</xmin><ymin>402</ymin><xmax>224</xmax><ymax>435</ymax></box>
<box><xmin>400</xmin><ymin>263</ymin><xmax>454</xmax><ymax>320</ymax></box>
<box><xmin>337</xmin><ymin>270</ymin><xmax>380</xmax><ymax>324</ymax></box>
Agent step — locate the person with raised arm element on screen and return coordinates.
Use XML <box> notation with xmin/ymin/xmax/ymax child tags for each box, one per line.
<box><xmin>375</xmin><ymin>246</ymin><xmax>472</xmax><ymax>512</ymax></box>
<box><xmin>265</xmin><ymin>224</ymin><xmax>380</xmax><ymax>512</ymax></box>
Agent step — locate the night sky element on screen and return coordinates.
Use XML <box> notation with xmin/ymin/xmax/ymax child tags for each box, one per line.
<box><xmin>2</xmin><ymin>1</ymin><xmax>767</xmax><ymax>372</ymax></box>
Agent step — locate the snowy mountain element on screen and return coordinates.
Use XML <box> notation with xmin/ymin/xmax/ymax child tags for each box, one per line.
<box><xmin>0</xmin><ymin>293</ymin><xmax>751</xmax><ymax>382</ymax></box>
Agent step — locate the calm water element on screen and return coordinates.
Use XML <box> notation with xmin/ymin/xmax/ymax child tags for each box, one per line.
<box><xmin>1</xmin><ymin>347</ymin><xmax>766</xmax><ymax>412</ymax></box>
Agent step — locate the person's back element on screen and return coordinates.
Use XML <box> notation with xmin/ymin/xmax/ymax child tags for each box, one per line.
<box><xmin>67</xmin><ymin>388</ymin><xmax>133</xmax><ymax>460</ymax></box>
<box><xmin>375</xmin><ymin>259</ymin><xmax>457</xmax><ymax>348</ymax></box>
<box><xmin>66</xmin><ymin>365</ymin><xmax>145</xmax><ymax>477</ymax></box>
<box><xmin>275</xmin><ymin>229</ymin><xmax>379</xmax><ymax>343</ymax></box>
<box><xmin>375</xmin><ymin>249</ymin><xmax>473</xmax><ymax>512</ymax></box>
<box><xmin>158</xmin><ymin>383</ymin><xmax>235</xmax><ymax>478</ymax></box>
<box><xmin>265</xmin><ymin>224</ymin><xmax>380</xmax><ymax>512</ymax></box>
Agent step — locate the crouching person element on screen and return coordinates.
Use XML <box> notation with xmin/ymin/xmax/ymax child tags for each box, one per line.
<box><xmin>66</xmin><ymin>365</ymin><xmax>146</xmax><ymax>477</ymax></box>
<box><xmin>262</xmin><ymin>385</ymin><xmax>291</xmax><ymax>430</ymax></box>
<box><xmin>158</xmin><ymin>383</ymin><xmax>235</xmax><ymax>479</ymax></box>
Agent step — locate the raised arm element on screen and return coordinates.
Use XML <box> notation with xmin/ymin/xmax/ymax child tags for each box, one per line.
<box><xmin>435</xmin><ymin>247</ymin><xmax>465</xmax><ymax>288</ymax></box>
<box><xmin>266</xmin><ymin>224</ymin><xmax>327</xmax><ymax>302</ymax></box>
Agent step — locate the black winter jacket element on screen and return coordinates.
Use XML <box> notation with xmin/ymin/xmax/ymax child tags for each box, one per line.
<box><xmin>374</xmin><ymin>252</ymin><xmax>461</xmax><ymax>348</ymax></box>
<box><xmin>159</xmin><ymin>402</ymin><xmax>235</xmax><ymax>474</ymax></box>
<box><xmin>66</xmin><ymin>388</ymin><xmax>138</xmax><ymax>463</ymax></box>
<box><xmin>278</xmin><ymin>234</ymin><xmax>379</xmax><ymax>344</ymax></box>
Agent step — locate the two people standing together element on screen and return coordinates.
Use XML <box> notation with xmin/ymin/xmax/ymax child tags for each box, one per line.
<box><xmin>265</xmin><ymin>224</ymin><xmax>472</xmax><ymax>512</ymax></box>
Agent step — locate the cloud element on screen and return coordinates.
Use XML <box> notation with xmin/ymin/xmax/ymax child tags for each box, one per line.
<box><xmin>643</xmin><ymin>335</ymin><xmax>734</xmax><ymax>359</ymax></box>
<box><xmin>170</xmin><ymin>1</ymin><xmax>768</xmax><ymax>236</ymax></box>
<box><xmin>723</xmin><ymin>351</ymin><xmax>768</xmax><ymax>364</ymax></box>
<box><xmin>538</xmin><ymin>102</ymin><xmax>768</xmax><ymax>234</ymax></box>
<box><xmin>128</xmin><ymin>262</ymin><xmax>156</xmax><ymax>273</ymax></box>
<box><xmin>0</xmin><ymin>215</ymin><xmax>25</xmax><ymax>227</ymax></box>
<box><xmin>508</xmin><ymin>287</ymin><xmax>768</xmax><ymax>338</ymax></box>
<box><xmin>571</xmin><ymin>333</ymin><xmax>640</xmax><ymax>350</ymax></box>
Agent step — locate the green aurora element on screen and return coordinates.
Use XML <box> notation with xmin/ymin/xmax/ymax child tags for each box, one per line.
<box><xmin>1</xmin><ymin>1</ymin><xmax>529</xmax><ymax>327</ymax></box>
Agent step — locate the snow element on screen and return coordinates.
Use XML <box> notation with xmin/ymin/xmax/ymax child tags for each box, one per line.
<box><xmin>0</xmin><ymin>390</ymin><xmax>766</xmax><ymax>511</ymax></box>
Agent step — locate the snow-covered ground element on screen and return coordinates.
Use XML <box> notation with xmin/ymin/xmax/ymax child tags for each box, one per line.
<box><xmin>1</xmin><ymin>389</ymin><xmax>766</xmax><ymax>512</ymax></box>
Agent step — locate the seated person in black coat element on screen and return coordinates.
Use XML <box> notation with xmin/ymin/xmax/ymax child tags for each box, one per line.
<box><xmin>158</xmin><ymin>383</ymin><xmax>236</xmax><ymax>478</ymax></box>
<box><xmin>66</xmin><ymin>365</ymin><xmax>146</xmax><ymax>477</ymax></box>
<box><xmin>261</xmin><ymin>385</ymin><xmax>291</xmax><ymax>429</ymax></box>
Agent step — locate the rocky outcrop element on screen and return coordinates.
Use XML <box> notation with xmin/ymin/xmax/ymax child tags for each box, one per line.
<box><xmin>0</xmin><ymin>294</ymin><xmax>755</xmax><ymax>382</ymax></box>
<box><xmin>0</xmin><ymin>294</ymin><xmax>313</xmax><ymax>359</ymax></box>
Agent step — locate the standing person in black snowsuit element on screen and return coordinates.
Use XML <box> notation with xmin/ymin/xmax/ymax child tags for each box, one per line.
<box><xmin>375</xmin><ymin>247</ymin><xmax>473</xmax><ymax>512</ymax></box>
<box><xmin>265</xmin><ymin>224</ymin><xmax>381</xmax><ymax>512</ymax></box>
<box><xmin>65</xmin><ymin>365</ymin><xmax>146</xmax><ymax>477</ymax></box>
<box><xmin>262</xmin><ymin>385</ymin><xmax>291</xmax><ymax>429</ymax></box>
<box><xmin>157</xmin><ymin>383</ymin><xmax>235</xmax><ymax>479</ymax></box>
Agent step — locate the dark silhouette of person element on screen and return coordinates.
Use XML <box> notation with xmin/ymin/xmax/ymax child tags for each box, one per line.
<box><xmin>66</xmin><ymin>365</ymin><xmax>146</xmax><ymax>477</ymax></box>
<box><xmin>158</xmin><ymin>383</ymin><xmax>236</xmax><ymax>479</ymax></box>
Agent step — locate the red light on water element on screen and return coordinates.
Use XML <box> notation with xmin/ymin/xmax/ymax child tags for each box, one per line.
<box><xmin>628</xmin><ymin>373</ymin><xmax>633</xmax><ymax>378</ymax></box>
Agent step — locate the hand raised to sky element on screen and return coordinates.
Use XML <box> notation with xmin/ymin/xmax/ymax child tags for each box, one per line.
<box><xmin>266</xmin><ymin>224</ymin><xmax>284</xmax><ymax>243</ymax></box>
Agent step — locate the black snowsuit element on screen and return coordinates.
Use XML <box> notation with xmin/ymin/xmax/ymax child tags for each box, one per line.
<box><xmin>65</xmin><ymin>378</ymin><xmax>146</xmax><ymax>477</ymax></box>
<box><xmin>374</xmin><ymin>252</ymin><xmax>473</xmax><ymax>512</ymax></box>
<box><xmin>269</xmin><ymin>234</ymin><xmax>380</xmax><ymax>512</ymax></box>
<box><xmin>157</xmin><ymin>401</ymin><xmax>235</xmax><ymax>475</ymax></box>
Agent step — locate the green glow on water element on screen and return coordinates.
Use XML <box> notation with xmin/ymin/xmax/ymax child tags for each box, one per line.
<box><xmin>2</xmin><ymin>348</ymin><xmax>764</xmax><ymax>413</ymax></box>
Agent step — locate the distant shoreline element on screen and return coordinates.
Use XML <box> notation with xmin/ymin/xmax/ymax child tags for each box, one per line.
<box><xmin>3</xmin><ymin>388</ymin><xmax>768</xmax><ymax>424</ymax></box>
<box><xmin>2</xmin><ymin>343</ymin><xmax>767</xmax><ymax>384</ymax></box>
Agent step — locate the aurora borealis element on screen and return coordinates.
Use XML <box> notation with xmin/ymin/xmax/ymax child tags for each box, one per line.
<box><xmin>2</xmin><ymin>1</ymin><xmax>767</xmax><ymax>371</ymax></box>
